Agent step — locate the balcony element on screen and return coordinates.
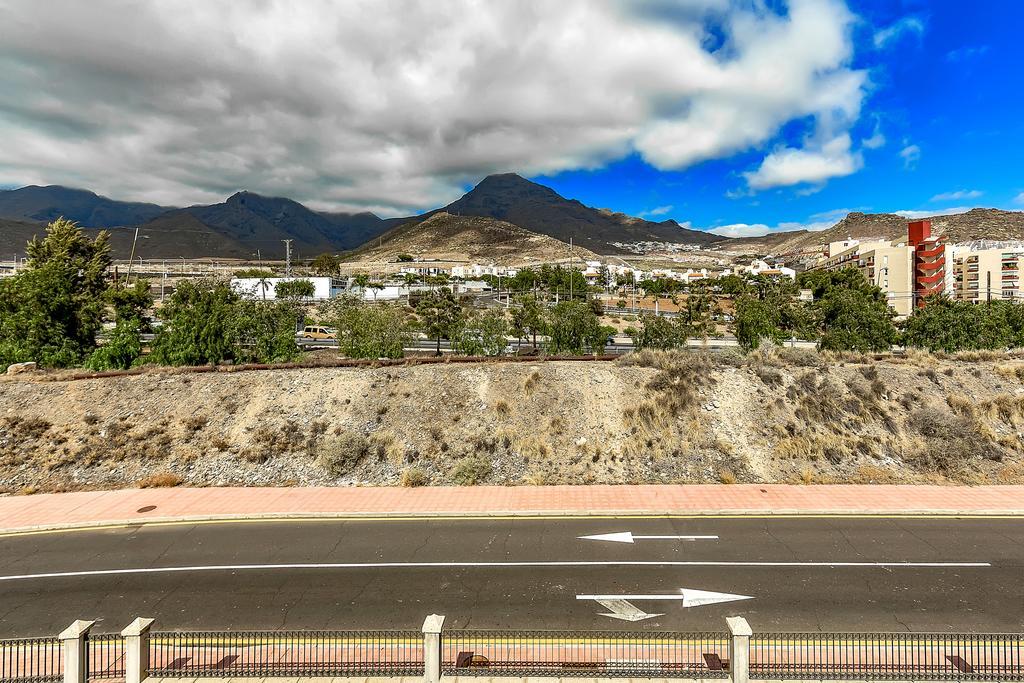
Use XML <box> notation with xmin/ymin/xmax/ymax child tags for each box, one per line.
<box><xmin>916</xmin><ymin>270</ymin><xmax>944</xmax><ymax>285</ymax></box>
<box><xmin>916</xmin><ymin>244</ymin><xmax>946</xmax><ymax>259</ymax></box>
<box><xmin>917</xmin><ymin>259</ymin><xmax>945</xmax><ymax>274</ymax></box>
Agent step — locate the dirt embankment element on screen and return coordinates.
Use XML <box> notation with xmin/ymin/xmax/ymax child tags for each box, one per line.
<box><xmin>3</xmin><ymin>349</ymin><xmax>1024</xmax><ymax>493</ymax></box>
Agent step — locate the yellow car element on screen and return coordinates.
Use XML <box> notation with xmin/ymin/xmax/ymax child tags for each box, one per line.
<box><xmin>300</xmin><ymin>326</ymin><xmax>336</xmax><ymax>340</ymax></box>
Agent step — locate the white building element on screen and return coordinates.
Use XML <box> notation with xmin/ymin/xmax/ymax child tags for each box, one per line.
<box><xmin>231</xmin><ymin>276</ymin><xmax>340</xmax><ymax>301</ymax></box>
<box><xmin>450</xmin><ymin>263</ymin><xmax>518</xmax><ymax>279</ymax></box>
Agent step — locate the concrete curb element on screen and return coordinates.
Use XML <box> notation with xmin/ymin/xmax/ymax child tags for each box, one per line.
<box><xmin>3</xmin><ymin>507</ymin><xmax>1024</xmax><ymax>535</ymax></box>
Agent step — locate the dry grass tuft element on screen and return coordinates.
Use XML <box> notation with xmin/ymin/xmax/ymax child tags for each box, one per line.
<box><xmin>316</xmin><ymin>430</ymin><xmax>371</xmax><ymax>476</ymax></box>
<box><xmin>137</xmin><ymin>472</ymin><xmax>183</xmax><ymax>488</ymax></box>
<box><xmin>524</xmin><ymin>370</ymin><xmax>542</xmax><ymax>395</ymax></box>
<box><xmin>400</xmin><ymin>467</ymin><xmax>428</xmax><ymax>487</ymax></box>
<box><xmin>717</xmin><ymin>468</ymin><xmax>737</xmax><ymax>484</ymax></box>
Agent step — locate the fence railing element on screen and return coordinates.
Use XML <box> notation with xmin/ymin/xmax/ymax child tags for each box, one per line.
<box><xmin>440</xmin><ymin>630</ymin><xmax>730</xmax><ymax>678</ymax></box>
<box><xmin>85</xmin><ymin>634</ymin><xmax>125</xmax><ymax>681</ymax></box>
<box><xmin>751</xmin><ymin>632</ymin><xmax>1024</xmax><ymax>681</ymax></box>
<box><xmin>148</xmin><ymin>630</ymin><xmax>423</xmax><ymax>678</ymax></box>
<box><xmin>0</xmin><ymin>638</ymin><xmax>62</xmax><ymax>683</ymax></box>
<box><xmin>5</xmin><ymin>618</ymin><xmax>1024</xmax><ymax>682</ymax></box>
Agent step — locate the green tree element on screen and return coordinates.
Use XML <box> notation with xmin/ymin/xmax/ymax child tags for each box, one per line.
<box><xmin>85</xmin><ymin>317</ymin><xmax>143</xmax><ymax>370</ymax></box>
<box><xmin>816</xmin><ymin>288</ymin><xmax>897</xmax><ymax>352</ymax></box>
<box><xmin>734</xmin><ymin>295</ymin><xmax>784</xmax><ymax>350</ymax></box>
<box><xmin>105</xmin><ymin>279</ymin><xmax>153</xmax><ymax>323</ymax></box>
<box><xmin>682</xmin><ymin>281</ymin><xmax>717</xmax><ymax>338</ymax></box>
<box><xmin>149</xmin><ymin>280</ymin><xmax>239</xmax><ymax>366</ymax></box>
<box><xmin>416</xmin><ymin>287</ymin><xmax>464</xmax><ymax>355</ymax></box>
<box><xmin>509</xmin><ymin>294</ymin><xmax>544</xmax><ymax>350</ymax></box>
<box><xmin>454</xmin><ymin>309</ymin><xmax>509</xmax><ymax>356</ymax></box>
<box><xmin>275</xmin><ymin>278</ymin><xmax>316</xmax><ymax>302</ymax></box>
<box><xmin>321</xmin><ymin>295</ymin><xmax>412</xmax><ymax>359</ymax></box>
<box><xmin>233</xmin><ymin>299</ymin><xmax>302</xmax><ymax>363</ymax></box>
<box><xmin>544</xmin><ymin>300</ymin><xmax>610</xmax><ymax>355</ymax></box>
<box><xmin>902</xmin><ymin>296</ymin><xmax>1020</xmax><ymax>352</ymax></box>
<box><xmin>632</xmin><ymin>312</ymin><xmax>686</xmax><ymax>350</ymax></box>
<box><xmin>310</xmin><ymin>253</ymin><xmax>340</xmax><ymax>276</ymax></box>
<box><xmin>0</xmin><ymin>217</ymin><xmax>112</xmax><ymax>370</ymax></box>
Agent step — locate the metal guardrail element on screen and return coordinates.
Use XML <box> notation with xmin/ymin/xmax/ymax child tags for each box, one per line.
<box><xmin>750</xmin><ymin>633</ymin><xmax>1024</xmax><ymax>681</ymax></box>
<box><xmin>440</xmin><ymin>630</ymin><xmax>730</xmax><ymax>678</ymax></box>
<box><xmin>0</xmin><ymin>638</ymin><xmax>62</xmax><ymax>683</ymax></box>
<box><xmin>147</xmin><ymin>630</ymin><xmax>423</xmax><ymax>678</ymax></box>
<box><xmin>85</xmin><ymin>634</ymin><xmax>124</xmax><ymax>681</ymax></box>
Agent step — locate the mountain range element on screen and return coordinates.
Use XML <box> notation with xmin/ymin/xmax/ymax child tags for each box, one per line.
<box><xmin>2</xmin><ymin>176</ymin><xmax>1024</xmax><ymax>261</ymax></box>
<box><xmin>0</xmin><ymin>175</ymin><xmax>716</xmax><ymax>259</ymax></box>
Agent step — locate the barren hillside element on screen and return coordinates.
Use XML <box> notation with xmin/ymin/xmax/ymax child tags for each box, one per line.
<box><xmin>3</xmin><ymin>349</ymin><xmax>1024</xmax><ymax>493</ymax></box>
<box><xmin>348</xmin><ymin>212</ymin><xmax>599</xmax><ymax>266</ymax></box>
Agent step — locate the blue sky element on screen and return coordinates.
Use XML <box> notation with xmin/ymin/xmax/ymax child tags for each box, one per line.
<box><xmin>535</xmin><ymin>1</ymin><xmax>1024</xmax><ymax>237</ymax></box>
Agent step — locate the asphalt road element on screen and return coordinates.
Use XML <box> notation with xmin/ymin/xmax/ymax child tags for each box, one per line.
<box><xmin>0</xmin><ymin>517</ymin><xmax>1020</xmax><ymax>636</ymax></box>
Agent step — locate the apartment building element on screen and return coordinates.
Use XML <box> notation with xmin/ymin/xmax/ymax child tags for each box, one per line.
<box><xmin>952</xmin><ymin>248</ymin><xmax>1024</xmax><ymax>302</ymax></box>
<box><xmin>814</xmin><ymin>221</ymin><xmax>951</xmax><ymax>317</ymax></box>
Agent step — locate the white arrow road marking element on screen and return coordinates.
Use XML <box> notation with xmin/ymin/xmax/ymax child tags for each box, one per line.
<box><xmin>579</xmin><ymin>532</ymin><xmax>719</xmax><ymax>543</ymax></box>
<box><xmin>595</xmin><ymin>599</ymin><xmax>664</xmax><ymax>622</ymax></box>
<box><xmin>579</xmin><ymin>588</ymin><xmax>754</xmax><ymax>609</ymax></box>
<box><xmin>0</xmin><ymin>560</ymin><xmax>990</xmax><ymax>583</ymax></box>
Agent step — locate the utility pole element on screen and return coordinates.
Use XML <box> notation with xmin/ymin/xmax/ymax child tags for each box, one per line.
<box><xmin>124</xmin><ymin>227</ymin><xmax>140</xmax><ymax>286</ymax></box>
<box><xmin>569</xmin><ymin>238</ymin><xmax>574</xmax><ymax>301</ymax></box>
<box><xmin>282</xmin><ymin>240</ymin><xmax>293</xmax><ymax>278</ymax></box>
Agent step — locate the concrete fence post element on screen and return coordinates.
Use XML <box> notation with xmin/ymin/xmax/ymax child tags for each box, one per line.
<box><xmin>422</xmin><ymin>614</ymin><xmax>445</xmax><ymax>683</ymax></box>
<box><xmin>726</xmin><ymin>616</ymin><xmax>752</xmax><ymax>683</ymax></box>
<box><xmin>121</xmin><ymin>618</ymin><xmax>155</xmax><ymax>683</ymax></box>
<box><xmin>59</xmin><ymin>620</ymin><xmax>95</xmax><ymax>683</ymax></box>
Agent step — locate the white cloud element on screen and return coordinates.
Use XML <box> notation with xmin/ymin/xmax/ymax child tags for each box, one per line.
<box><xmin>639</xmin><ymin>205</ymin><xmax>674</xmax><ymax>217</ymax></box>
<box><xmin>0</xmin><ymin>0</ymin><xmax>868</xmax><ymax>213</ymax></box>
<box><xmin>873</xmin><ymin>17</ymin><xmax>925</xmax><ymax>49</ymax></box>
<box><xmin>744</xmin><ymin>133</ymin><xmax>861</xmax><ymax>190</ymax></box>
<box><xmin>894</xmin><ymin>207</ymin><xmax>973</xmax><ymax>220</ymax></box>
<box><xmin>1014</xmin><ymin>192</ymin><xmax>1024</xmax><ymax>205</ymax></box>
<box><xmin>900</xmin><ymin>144</ymin><xmax>921</xmax><ymax>169</ymax></box>
<box><xmin>862</xmin><ymin>125</ymin><xmax>886</xmax><ymax>150</ymax></box>
<box><xmin>931</xmin><ymin>190</ymin><xmax>982</xmax><ymax>202</ymax></box>
<box><xmin>708</xmin><ymin>223</ymin><xmax>772</xmax><ymax>238</ymax></box>
<box><xmin>706</xmin><ymin>215</ymin><xmax>838</xmax><ymax>237</ymax></box>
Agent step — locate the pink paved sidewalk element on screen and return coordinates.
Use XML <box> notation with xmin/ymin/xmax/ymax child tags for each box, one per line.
<box><xmin>1</xmin><ymin>484</ymin><xmax>1023</xmax><ymax>533</ymax></box>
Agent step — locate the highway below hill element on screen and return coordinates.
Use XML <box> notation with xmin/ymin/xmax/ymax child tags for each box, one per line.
<box><xmin>0</xmin><ymin>516</ymin><xmax>1020</xmax><ymax>636</ymax></box>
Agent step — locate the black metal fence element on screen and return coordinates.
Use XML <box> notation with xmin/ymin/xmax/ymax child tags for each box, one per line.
<box><xmin>751</xmin><ymin>632</ymin><xmax>1024</xmax><ymax>681</ymax></box>
<box><xmin>148</xmin><ymin>630</ymin><xmax>423</xmax><ymax>678</ymax></box>
<box><xmin>85</xmin><ymin>633</ymin><xmax>124</xmax><ymax>681</ymax></box>
<box><xmin>0</xmin><ymin>638</ymin><xmax>62</xmax><ymax>683</ymax></box>
<box><xmin>441</xmin><ymin>630</ymin><xmax>730</xmax><ymax>678</ymax></box>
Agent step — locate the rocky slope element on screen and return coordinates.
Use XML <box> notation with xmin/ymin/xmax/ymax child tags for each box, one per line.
<box><xmin>348</xmin><ymin>212</ymin><xmax>600</xmax><ymax>266</ymax></box>
<box><xmin>716</xmin><ymin>208</ymin><xmax>1024</xmax><ymax>256</ymax></box>
<box><xmin>2</xmin><ymin>350</ymin><xmax>1023</xmax><ymax>493</ymax></box>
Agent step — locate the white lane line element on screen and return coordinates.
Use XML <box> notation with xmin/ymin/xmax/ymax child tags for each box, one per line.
<box><xmin>579</xmin><ymin>532</ymin><xmax>719</xmax><ymax>543</ymax></box>
<box><xmin>0</xmin><ymin>560</ymin><xmax>991</xmax><ymax>582</ymax></box>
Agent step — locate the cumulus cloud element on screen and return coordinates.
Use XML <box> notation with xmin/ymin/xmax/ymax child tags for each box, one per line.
<box><xmin>0</xmin><ymin>0</ymin><xmax>867</xmax><ymax>214</ymax></box>
<box><xmin>744</xmin><ymin>134</ymin><xmax>861</xmax><ymax>190</ymax></box>
<box><xmin>931</xmin><ymin>190</ymin><xmax>982</xmax><ymax>202</ymax></box>
<box><xmin>894</xmin><ymin>207</ymin><xmax>972</xmax><ymax>219</ymax></box>
<box><xmin>706</xmin><ymin>216</ymin><xmax>836</xmax><ymax>237</ymax></box>
<box><xmin>639</xmin><ymin>205</ymin><xmax>674</xmax><ymax>218</ymax></box>
<box><xmin>900</xmin><ymin>144</ymin><xmax>921</xmax><ymax>169</ymax></box>
<box><xmin>873</xmin><ymin>17</ymin><xmax>925</xmax><ymax>49</ymax></box>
